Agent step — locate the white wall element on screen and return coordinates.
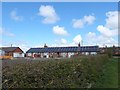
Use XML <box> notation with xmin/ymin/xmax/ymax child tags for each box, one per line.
<box><xmin>91</xmin><ymin>52</ymin><xmax>97</xmax><ymax>55</ymax></box>
<box><xmin>60</xmin><ymin>52</ymin><xmax>74</xmax><ymax>58</ymax></box>
<box><xmin>0</xmin><ymin>50</ymin><xmax>5</xmax><ymax>56</ymax></box>
<box><xmin>85</xmin><ymin>52</ymin><xmax>89</xmax><ymax>55</ymax></box>
<box><xmin>43</xmin><ymin>53</ymin><xmax>49</xmax><ymax>58</ymax></box>
<box><xmin>27</xmin><ymin>53</ymin><xmax>32</xmax><ymax>56</ymax></box>
<box><xmin>13</xmin><ymin>53</ymin><xmax>24</xmax><ymax>57</ymax></box>
<box><xmin>61</xmin><ymin>53</ymin><xmax>67</xmax><ymax>58</ymax></box>
<box><xmin>68</xmin><ymin>52</ymin><xmax>74</xmax><ymax>58</ymax></box>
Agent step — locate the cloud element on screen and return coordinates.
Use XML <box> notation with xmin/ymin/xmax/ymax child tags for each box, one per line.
<box><xmin>97</xmin><ymin>25</ymin><xmax>117</xmax><ymax>37</ymax></box>
<box><xmin>10</xmin><ymin>10</ymin><xmax>23</xmax><ymax>21</ymax></box>
<box><xmin>60</xmin><ymin>38</ymin><xmax>67</xmax><ymax>44</ymax></box>
<box><xmin>72</xmin><ymin>14</ymin><xmax>95</xmax><ymax>29</ymax></box>
<box><xmin>55</xmin><ymin>38</ymin><xmax>67</xmax><ymax>45</ymax></box>
<box><xmin>72</xmin><ymin>19</ymin><xmax>84</xmax><ymax>28</ymax></box>
<box><xmin>84</xmin><ymin>15</ymin><xmax>96</xmax><ymax>25</ymax></box>
<box><xmin>97</xmin><ymin>11</ymin><xmax>118</xmax><ymax>38</ymax></box>
<box><xmin>86</xmin><ymin>32</ymin><xmax>96</xmax><ymax>38</ymax></box>
<box><xmin>53</xmin><ymin>35</ymin><xmax>83</xmax><ymax>47</ymax></box>
<box><xmin>105</xmin><ymin>11</ymin><xmax>118</xmax><ymax>30</ymax></box>
<box><xmin>85</xmin><ymin>32</ymin><xmax>118</xmax><ymax>47</ymax></box>
<box><xmin>53</xmin><ymin>38</ymin><xmax>78</xmax><ymax>47</ymax></box>
<box><xmin>53</xmin><ymin>25</ymin><xmax>68</xmax><ymax>36</ymax></box>
<box><xmin>88</xmin><ymin>11</ymin><xmax>119</xmax><ymax>47</ymax></box>
<box><xmin>38</xmin><ymin>5</ymin><xmax>59</xmax><ymax>24</ymax></box>
<box><xmin>73</xmin><ymin>34</ymin><xmax>82</xmax><ymax>44</ymax></box>
<box><xmin>0</xmin><ymin>27</ymin><xmax>15</xmax><ymax>37</ymax></box>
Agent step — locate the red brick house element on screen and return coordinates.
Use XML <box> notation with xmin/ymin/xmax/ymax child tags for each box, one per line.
<box><xmin>0</xmin><ymin>47</ymin><xmax>24</xmax><ymax>59</ymax></box>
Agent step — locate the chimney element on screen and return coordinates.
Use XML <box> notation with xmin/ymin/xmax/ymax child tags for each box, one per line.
<box><xmin>113</xmin><ymin>45</ymin><xmax>115</xmax><ymax>48</ymax></box>
<box><xmin>78</xmin><ymin>42</ymin><xmax>80</xmax><ymax>47</ymax></box>
<box><xmin>11</xmin><ymin>44</ymin><xmax>13</xmax><ymax>47</ymax></box>
<box><xmin>44</xmin><ymin>43</ymin><xmax>48</xmax><ymax>48</ymax></box>
<box><xmin>78</xmin><ymin>42</ymin><xmax>80</xmax><ymax>55</ymax></box>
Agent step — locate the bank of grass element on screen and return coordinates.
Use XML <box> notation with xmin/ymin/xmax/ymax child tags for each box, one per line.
<box><xmin>93</xmin><ymin>57</ymin><xmax>118</xmax><ymax>88</ymax></box>
<box><xmin>2</xmin><ymin>54</ymin><xmax>118</xmax><ymax>88</ymax></box>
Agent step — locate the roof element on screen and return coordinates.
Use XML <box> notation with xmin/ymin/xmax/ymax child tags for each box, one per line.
<box><xmin>26</xmin><ymin>46</ymin><xmax>99</xmax><ymax>53</ymax></box>
<box><xmin>0</xmin><ymin>47</ymin><xmax>23</xmax><ymax>52</ymax></box>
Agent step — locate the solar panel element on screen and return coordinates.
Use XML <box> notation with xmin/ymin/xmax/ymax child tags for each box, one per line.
<box><xmin>50</xmin><ymin>48</ymin><xmax>53</xmax><ymax>52</ymax></box>
<box><xmin>54</xmin><ymin>47</ymin><xmax>57</xmax><ymax>52</ymax></box>
<box><xmin>71</xmin><ymin>47</ymin><xmax>74</xmax><ymax>51</ymax></box>
<box><xmin>47</xmin><ymin>48</ymin><xmax>50</xmax><ymax>52</ymax></box>
<box><xmin>65</xmin><ymin>47</ymin><xmax>68</xmax><ymax>52</ymax></box>
<box><xmin>80</xmin><ymin>47</ymin><xmax>83</xmax><ymax>51</ymax></box>
<box><xmin>75</xmin><ymin>47</ymin><xmax>77</xmax><ymax>51</ymax></box>
<box><xmin>60</xmin><ymin>47</ymin><xmax>62</xmax><ymax>51</ymax></box>
<box><xmin>26</xmin><ymin>46</ymin><xmax>99</xmax><ymax>53</ymax></box>
<box><xmin>69</xmin><ymin>47</ymin><xmax>73</xmax><ymax>52</ymax></box>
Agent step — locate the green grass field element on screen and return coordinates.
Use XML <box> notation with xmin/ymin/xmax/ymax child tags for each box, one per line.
<box><xmin>93</xmin><ymin>57</ymin><xmax>118</xmax><ymax>88</ymax></box>
<box><xmin>2</xmin><ymin>55</ymin><xmax>119</xmax><ymax>88</ymax></box>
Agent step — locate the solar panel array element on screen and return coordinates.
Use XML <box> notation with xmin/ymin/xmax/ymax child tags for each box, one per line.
<box><xmin>26</xmin><ymin>46</ymin><xmax>99</xmax><ymax>53</ymax></box>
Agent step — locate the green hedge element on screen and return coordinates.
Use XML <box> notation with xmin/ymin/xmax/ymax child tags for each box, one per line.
<box><xmin>2</xmin><ymin>54</ymin><xmax>109</xmax><ymax>88</ymax></box>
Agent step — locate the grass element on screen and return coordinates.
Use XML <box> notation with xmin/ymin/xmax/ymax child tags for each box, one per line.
<box><xmin>93</xmin><ymin>57</ymin><xmax>118</xmax><ymax>88</ymax></box>
<box><xmin>2</xmin><ymin>54</ymin><xmax>118</xmax><ymax>88</ymax></box>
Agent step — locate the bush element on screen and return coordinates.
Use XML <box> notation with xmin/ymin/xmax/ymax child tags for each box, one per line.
<box><xmin>2</xmin><ymin>54</ymin><xmax>109</xmax><ymax>88</ymax></box>
<box><xmin>104</xmin><ymin>48</ymin><xmax>113</xmax><ymax>58</ymax></box>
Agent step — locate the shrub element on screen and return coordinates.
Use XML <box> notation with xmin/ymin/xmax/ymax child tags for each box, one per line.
<box><xmin>2</xmin><ymin>54</ymin><xmax>109</xmax><ymax>88</ymax></box>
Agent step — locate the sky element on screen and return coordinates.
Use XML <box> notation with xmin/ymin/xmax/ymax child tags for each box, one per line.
<box><xmin>1</xmin><ymin>2</ymin><xmax>119</xmax><ymax>52</ymax></box>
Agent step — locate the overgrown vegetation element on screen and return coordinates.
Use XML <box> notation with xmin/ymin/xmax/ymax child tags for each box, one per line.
<box><xmin>2</xmin><ymin>54</ymin><xmax>117</xmax><ymax>88</ymax></box>
<box><xmin>104</xmin><ymin>48</ymin><xmax>113</xmax><ymax>58</ymax></box>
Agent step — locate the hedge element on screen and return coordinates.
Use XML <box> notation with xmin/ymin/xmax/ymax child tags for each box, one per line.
<box><xmin>2</xmin><ymin>54</ymin><xmax>109</xmax><ymax>88</ymax></box>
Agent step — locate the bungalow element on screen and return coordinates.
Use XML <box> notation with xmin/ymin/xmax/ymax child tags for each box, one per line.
<box><xmin>113</xmin><ymin>46</ymin><xmax>120</xmax><ymax>56</ymax></box>
<box><xmin>99</xmin><ymin>46</ymin><xmax>120</xmax><ymax>56</ymax></box>
<box><xmin>0</xmin><ymin>47</ymin><xmax>24</xmax><ymax>59</ymax></box>
<box><xmin>26</xmin><ymin>44</ymin><xmax>99</xmax><ymax>58</ymax></box>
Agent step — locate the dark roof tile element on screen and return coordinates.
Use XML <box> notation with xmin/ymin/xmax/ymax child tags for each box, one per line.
<box><xmin>0</xmin><ymin>47</ymin><xmax>23</xmax><ymax>52</ymax></box>
<box><xmin>26</xmin><ymin>46</ymin><xmax>99</xmax><ymax>53</ymax></box>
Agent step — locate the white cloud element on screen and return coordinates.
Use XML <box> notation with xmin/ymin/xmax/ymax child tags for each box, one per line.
<box><xmin>60</xmin><ymin>38</ymin><xmax>67</xmax><ymax>44</ymax></box>
<box><xmin>85</xmin><ymin>11</ymin><xmax>119</xmax><ymax>47</ymax></box>
<box><xmin>53</xmin><ymin>35</ymin><xmax>83</xmax><ymax>47</ymax></box>
<box><xmin>53</xmin><ymin>38</ymin><xmax>68</xmax><ymax>47</ymax></box>
<box><xmin>72</xmin><ymin>14</ymin><xmax>95</xmax><ymax>29</ymax></box>
<box><xmin>84</xmin><ymin>15</ymin><xmax>96</xmax><ymax>25</ymax></box>
<box><xmin>72</xmin><ymin>19</ymin><xmax>84</xmax><ymax>28</ymax></box>
<box><xmin>73</xmin><ymin>34</ymin><xmax>82</xmax><ymax>44</ymax></box>
<box><xmin>97</xmin><ymin>11</ymin><xmax>118</xmax><ymax>38</ymax></box>
<box><xmin>85</xmin><ymin>32</ymin><xmax>118</xmax><ymax>47</ymax></box>
<box><xmin>0</xmin><ymin>27</ymin><xmax>15</xmax><ymax>37</ymax></box>
<box><xmin>105</xmin><ymin>11</ymin><xmax>118</xmax><ymax>30</ymax></box>
<box><xmin>97</xmin><ymin>25</ymin><xmax>117</xmax><ymax>37</ymax></box>
<box><xmin>38</xmin><ymin>5</ymin><xmax>59</xmax><ymax>24</ymax></box>
<box><xmin>86</xmin><ymin>32</ymin><xmax>96</xmax><ymax>38</ymax></box>
<box><xmin>10</xmin><ymin>10</ymin><xmax>23</xmax><ymax>21</ymax></box>
<box><xmin>54</xmin><ymin>40</ymin><xmax>78</xmax><ymax>47</ymax></box>
<box><xmin>53</xmin><ymin>25</ymin><xmax>68</xmax><ymax>36</ymax></box>
<box><xmin>97</xmin><ymin>36</ymin><xmax>118</xmax><ymax>47</ymax></box>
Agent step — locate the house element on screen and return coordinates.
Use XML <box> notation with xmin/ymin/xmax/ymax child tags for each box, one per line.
<box><xmin>26</xmin><ymin>44</ymin><xmax>99</xmax><ymax>58</ymax></box>
<box><xmin>99</xmin><ymin>46</ymin><xmax>120</xmax><ymax>56</ymax></box>
<box><xmin>0</xmin><ymin>47</ymin><xmax>24</xmax><ymax>59</ymax></box>
<box><xmin>113</xmin><ymin>47</ymin><xmax>120</xmax><ymax>56</ymax></box>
